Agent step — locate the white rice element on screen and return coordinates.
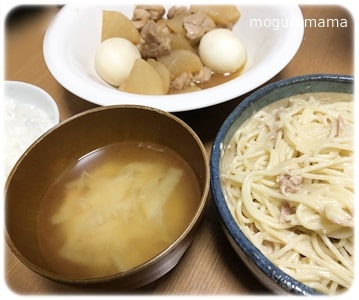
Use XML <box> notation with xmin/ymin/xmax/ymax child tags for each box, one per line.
<box><xmin>4</xmin><ymin>97</ymin><xmax>55</xmax><ymax>177</ymax></box>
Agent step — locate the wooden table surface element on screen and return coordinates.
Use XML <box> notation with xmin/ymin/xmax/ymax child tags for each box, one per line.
<box><xmin>4</xmin><ymin>4</ymin><xmax>354</xmax><ymax>296</ymax></box>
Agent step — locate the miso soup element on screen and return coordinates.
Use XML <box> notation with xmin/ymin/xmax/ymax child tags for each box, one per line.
<box><xmin>37</xmin><ymin>141</ymin><xmax>201</xmax><ymax>279</ymax></box>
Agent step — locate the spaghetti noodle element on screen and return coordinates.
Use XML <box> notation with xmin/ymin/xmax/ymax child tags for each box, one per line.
<box><xmin>221</xmin><ymin>93</ymin><xmax>354</xmax><ymax>295</ymax></box>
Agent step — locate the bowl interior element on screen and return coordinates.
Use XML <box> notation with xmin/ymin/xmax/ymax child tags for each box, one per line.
<box><xmin>5</xmin><ymin>105</ymin><xmax>209</xmax><ymax>285</ymax></box>
<box><xmin>211</xmin><ymin>74</ymin><xmax>354</xmax><ymax>295</ymax></box>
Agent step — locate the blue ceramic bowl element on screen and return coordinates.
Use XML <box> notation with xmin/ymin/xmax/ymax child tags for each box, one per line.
<box><xmin>210</xmin><ymin>74</ymin><xmax>353</xmax><ymax>295</ymax></box>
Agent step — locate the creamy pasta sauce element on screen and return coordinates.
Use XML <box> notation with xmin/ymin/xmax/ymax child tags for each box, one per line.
<box><xmin>221</xmin><ymin>92</ymin><xmax>354</xmax><ymax>295</ymax></box>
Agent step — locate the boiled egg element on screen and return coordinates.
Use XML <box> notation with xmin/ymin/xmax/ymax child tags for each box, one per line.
<box><xmin>95</xmin><ymin>37</ymin><xmax>141</xmax><ymax>86</ymax></box>
<box><xmin>199</xmin><ymin>28</ymin><xmax>246</xmax><ymax>74</ymax></box>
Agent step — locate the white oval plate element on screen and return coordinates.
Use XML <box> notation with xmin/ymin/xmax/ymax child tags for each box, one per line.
<box><xmin>43</xmin><ymin>4</ymin><xmax>304</xmax><ymax>112</ymax></box>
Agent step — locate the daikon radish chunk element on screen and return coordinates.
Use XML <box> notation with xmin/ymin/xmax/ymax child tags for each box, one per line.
<box><xmin>101</xmin><ymin>10</ymin><xmax>141</xmax><ymax>44</ymax></box>
<box><xmin>119</xmin><ymin>59</ymin><xmax>166</xmax><ymax>95</ymax></box>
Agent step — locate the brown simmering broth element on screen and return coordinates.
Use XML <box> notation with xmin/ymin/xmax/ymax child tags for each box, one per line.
<box><xmin>169</xmin><ymin>65</ymin><xmax>246</xmax><ymax>94</ymax></box>
<box><xmin>37</xmin><ymin>141</ymin><xmax>200</xmax><ymax>279</ymax></box>
<box><xmin>198</xmin><ymin>66</ymin><xmax>246</xmax><ymax>90</ymax></box>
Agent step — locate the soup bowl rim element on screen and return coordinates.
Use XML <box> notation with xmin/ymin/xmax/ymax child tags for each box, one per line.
<box><xmin>5</xmin><ymin>104</ymin><xmax>210</xmax><ymax>285</ymax></box>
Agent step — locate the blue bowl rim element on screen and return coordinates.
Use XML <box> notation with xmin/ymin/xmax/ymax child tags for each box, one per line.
<box><xmin>210</xmin><ymin>73</ymin><xmax>354</xmax><ymax>295</ymax></box>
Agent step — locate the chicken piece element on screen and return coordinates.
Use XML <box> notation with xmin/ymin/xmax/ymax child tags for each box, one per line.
<box><xmin>279</xmin><ymin>201</ymin><xmax>293</xmax><ymax>223</ymax></box>
<box><xmin>132</xmin><ymin>7</ymin><xmax>151</xmax><ymax>30</ymax></box>
<box><xmin>138</xmin><ymin>20</ymin><xmax>171</xmax><ymax>58</ymax></box>
<box><xmin>171</xmin><ymin>72</ymin><xmax>193</xmax><ymax>90</ymax></box>
<box><xmin>167</xmin><ymin>6</ymin><xmax>190</xmax><ymax>19</ymax></box>
<box><xmin>193</xmin><ymin>66</ymin><xmax>212</xmax><ymax>83</ymax></box>
<box><xmin>276</xmin><ymin>172</ymin><xmax>302</xmax><ymax>195</ymax></box>
<box><xmin>136</xmin><ymin>5</ymin><xmax>165</xmax><ymax>21</ymax></box>
<box><xmin>132</xmin><ymin>5</ymin><xmax>166</xmax><ymax>30</ymax></box>
<box><xmin>183</xmin><ymin>11</ymin><xmax>216</xmax><ymax>43</ymax></box>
